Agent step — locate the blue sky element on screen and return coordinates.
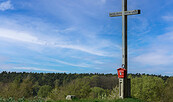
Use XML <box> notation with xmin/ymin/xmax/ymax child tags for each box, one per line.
<box><xmin>0</xmin><ymin>0</ymin><xmax>173</xmax><ymax>76</ymax></box>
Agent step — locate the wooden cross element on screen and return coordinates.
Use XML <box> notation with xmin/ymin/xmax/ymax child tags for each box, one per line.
<box><xmin>109</xmin><ymin>0</ymin><xmax>140</xmax><ymax>99</ymax></box>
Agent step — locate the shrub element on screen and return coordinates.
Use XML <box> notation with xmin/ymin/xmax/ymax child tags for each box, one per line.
<box><xmin>162</xmin><ymin>77</ymin><xmax>173</xmax><ymax>102</ymax></box>
<box><xmin>108</xmin><ymin>86</ymin><xmax>119</xmax><ymax>100</ymax></box>
<box><xmin>38</xmin><ymin>85</ymin><xmax>52</xmax><ymax>98</ymax></box>
<box><xmin>89</xmin><ymin>87</ymin><xmax>106</xmax><ymax>99</ymax></box>
<box><xmin>131</xmin><ymin>75</ymin><xmax>165</xmax><ymax>102</ymax></box>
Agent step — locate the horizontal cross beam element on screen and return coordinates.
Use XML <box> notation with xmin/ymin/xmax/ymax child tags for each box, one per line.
<box><xmin>109</xmin><ymin>10</ymin><xmax>140</xmax><ymax>17</ymax></box>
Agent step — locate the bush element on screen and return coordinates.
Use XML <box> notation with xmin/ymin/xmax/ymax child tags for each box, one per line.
<box><xmin>89</xmin><ymin>87</ymin><xmax>106</xmax><ymax>99</ymax></box>
<box><xmin>48</xmin><ymin>77</ymin><xmax>91</xmax><ymax>100</ymax></box>
<box><xmin>162</xmin><ymin>77</ymin><xmax>173</xmax><ymax>102</ymax></box>
<box><xmin>38</xmin><ymin>85</ymin><xmax>52</xmax><ymax>98</ymax></box>
<box><xmin>131</xmin><ymin>75</ymin><xmax>165</xmax><ymax>102</ymax></box>
<box><xmin>108</xmin><ymin>86</ymin><xmax>119</xmax><ymax>100</ymax></box>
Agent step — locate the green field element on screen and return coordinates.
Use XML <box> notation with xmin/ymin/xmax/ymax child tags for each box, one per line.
<box><xmin>49</xmin><ymin>98</ymin><xmax>144</xmax><ymax>102</ymax></box>
<box><xmin>0</xmin><ymin>98</ymin><xmax>144</xmax><ymax>102</ymax></box>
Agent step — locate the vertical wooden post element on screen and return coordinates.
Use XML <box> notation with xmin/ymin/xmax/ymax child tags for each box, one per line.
<box><xmin>122</xmin><ymin>0</ymin><xmax>127</xmax><ymax>72</ymax></box>
<box><xmin>121</xmin><ymin>0</ymin><xmax>128</xmax><ymax>99</ymax></box>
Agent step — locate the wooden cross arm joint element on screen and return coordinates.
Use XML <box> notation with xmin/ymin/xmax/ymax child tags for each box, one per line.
<box><xmin>109</xmin><ymin>10</ymin><xmax>140</xmax><ymax>17</ymax></box>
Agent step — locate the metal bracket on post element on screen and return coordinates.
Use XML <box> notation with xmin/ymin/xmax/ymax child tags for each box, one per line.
<box><xmin>122</xmin><ymin>64</ymin><xmax>125</xmax><ymax>69</ymax></box>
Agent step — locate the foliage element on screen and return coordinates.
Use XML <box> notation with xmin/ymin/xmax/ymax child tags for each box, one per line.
<box><xmin>48</xmin><ymin>77</ymin><xmax>91</xmax><ymax>100</ymax></box>
<box><xmin>0</xmin><ymin>77</ymin><xmax>34</xmax><ymax>99</ymax></box>
<box><xmin>0</xmin><ymin>71</ymin><xmax>119</xmax><ymax>89</ymax></box>
<box><xmin>49</xmin><ymin>98</ymin><xmax>144</xmax><ymax>102</ymax></box>
<box><xmin>131</xmin><ymin>75</ymin><xmax>165</xmax><ymax>102</ymax></box>
<box><xmin>38</xmin><ymin>85</ymin><xmax>52</xmax><ymax>98</ymax></box>
<box><xmin>0</xmin><ymin>71</ymin><xmax>172</xmax><ymax>101</ymax></box>
<box><xmin>162</xmin><ymin>77</ymin><xmax>173</xmax><ymax>102</ymax></box>
<box><xmin>47</xmin><ymin>88</ymin><xmax>61</xmax><ymax>101</ymax></box>
<box><xmin>90</xmin><ymin>75</ymin><xmax>118</xmax><ymax>89</ymax></box>
<box><xmin>19</xmin><ymin>77</ymin><xmax>34</xmax><ymax>98</ymax></box>
<box><xmin>89</xmin><ymin>87</ymin><xmax>107</xmax><ymax>99</ymax></box>
<box><xmin>0</xmin><ymin>97</ymin><xmax>44</xmax><ymax>102</ymax></box>
<box><xmin>108</xmin><ymin>86</ymin><xmax>119</xmax><ymax>100</ymax></box>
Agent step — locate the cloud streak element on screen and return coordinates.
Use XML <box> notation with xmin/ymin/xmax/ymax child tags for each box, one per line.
<box><xmin>162</xmin><ymin>16</ymin><xmax>173</xmax><ymax>22</ymax></box>
<box><xmin>133</xmin><ymin>31</ymin><xmax>173</xmax><ymax>66</ymax></box>
<box><xmin>0</xmin><ymin>27</ymin><xmax>115</xmax><ymax>57</ymax></box>
<box><xmin>13</xmin><ymin>67</ymin><xmax>66</xmax><ymax>72</ymax></box>
<box><xmin>133</xmin><ymin>53</ymin><xmax>173</xmax><ymax>66</ymax></box>
<box><xmin>53</xmin><ymin>59</ymin><xmax>90</xmax><ymax>68</ymax></box>
<box><xmin>0</xmin><ymin>0</ymin><xmax>13</xmax><ymax>11</ymax></box>
<box><xmin>0</xmin><ymin>28</ymin><xmax>42</xmax><ymax>44</ymax></box>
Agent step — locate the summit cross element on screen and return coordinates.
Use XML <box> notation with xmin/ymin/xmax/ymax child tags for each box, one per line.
<box><xmin>109</xmin><ymin>0</ymin><xmax>141</xmax><ymax>99</ymax></box>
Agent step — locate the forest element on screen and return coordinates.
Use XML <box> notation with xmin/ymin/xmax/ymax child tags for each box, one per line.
<box><xmin>0</xmin><ymin>71</ymin><xmax>172</xmax><ymax>102</ymax></box>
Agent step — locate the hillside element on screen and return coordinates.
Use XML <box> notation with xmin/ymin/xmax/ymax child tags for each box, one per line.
<box><xmin>0</xmin><ymin>72</ymin><xmax>172</xmax><ymax>102</ymax></box>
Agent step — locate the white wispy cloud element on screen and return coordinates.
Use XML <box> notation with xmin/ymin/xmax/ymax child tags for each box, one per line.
<box><xmin>0</xmin><ymin>28</ymin><xmax>114</xmax><ymax>57</ymax></box>
<box><xmin>100</xmin><ymin>0</ymin><xmax>106</xmax><ymax>4</ymax></box>
<box><xmin>165</xmin><ymin>72</ymin><xmax>173</xmax><ymax>74</ymax></box>
<box><xmin>0</xmin><ymin>0</ymin><xmax>120</xmax><ymax>58</ymax></box>
<box><xmin>133</xmin><ymin>53</ymin><xmax>173</xmax><ymax>66</ymax></box>
<box><xmin>0</xmin><ymin>28</ymin><xmax>43</xmax><ymax>44</ymax></box>
<box><xmin>162</xmin><ymin>16</ymin><xmax>173</xmax><ymax>22</ymax></box>
<box><xmin>0</xmin><ymin>64</ymin><xmax>16</xmax><ymax>70</ymax></box>
<box><xmin>133</xmin><ymin>31</ymin><xmax>173</xmax><ymax>66</ymax></box>
<box><xmin>0</xmin><ymin>0</ymin><xmax>13</xmax><ymax>11</ymax></box>
<box><xmin>0</xmin><ymin>56</ymin><xmax>8</xmax><ymax>62</ymax></box>
<box><xmin>53</xmin><ymin>44</ymin><xmax>110</xmax><ymax>57</ymax></box>
<box><xmin>157</xmin><ymin>31</ymin><xmax>173</xmax><ymax>41</ymax></box>
<box><xmin>13</xmin><ymin>67</ymin><xmax>66</xmax><ymax>72</ymax></box>
<box><xmin>53</xmin><ymin>59</ymin><xmax>90</xmax><ymax>68</ymax></box>
<box><xmin>93</xmin><ymin>60</ymin><xmax>104</xmax><ymax>64</ymax></box>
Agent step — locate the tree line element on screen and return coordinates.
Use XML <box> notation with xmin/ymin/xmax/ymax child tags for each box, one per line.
<box><xmin>0</xmin><ymin>71</ymin><xmax>172</xmax><ymax>102</ymax></box>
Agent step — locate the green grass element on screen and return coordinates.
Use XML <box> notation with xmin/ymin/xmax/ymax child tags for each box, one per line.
<box><xmin>50</xmin><ymin>98</ymin><xmax>144</xmax><ymax>102</ymax></box>
<box><xmin>0</xmin><ymin>97</ymin><xmax>144</xmax><ymax>102</ymax></box>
